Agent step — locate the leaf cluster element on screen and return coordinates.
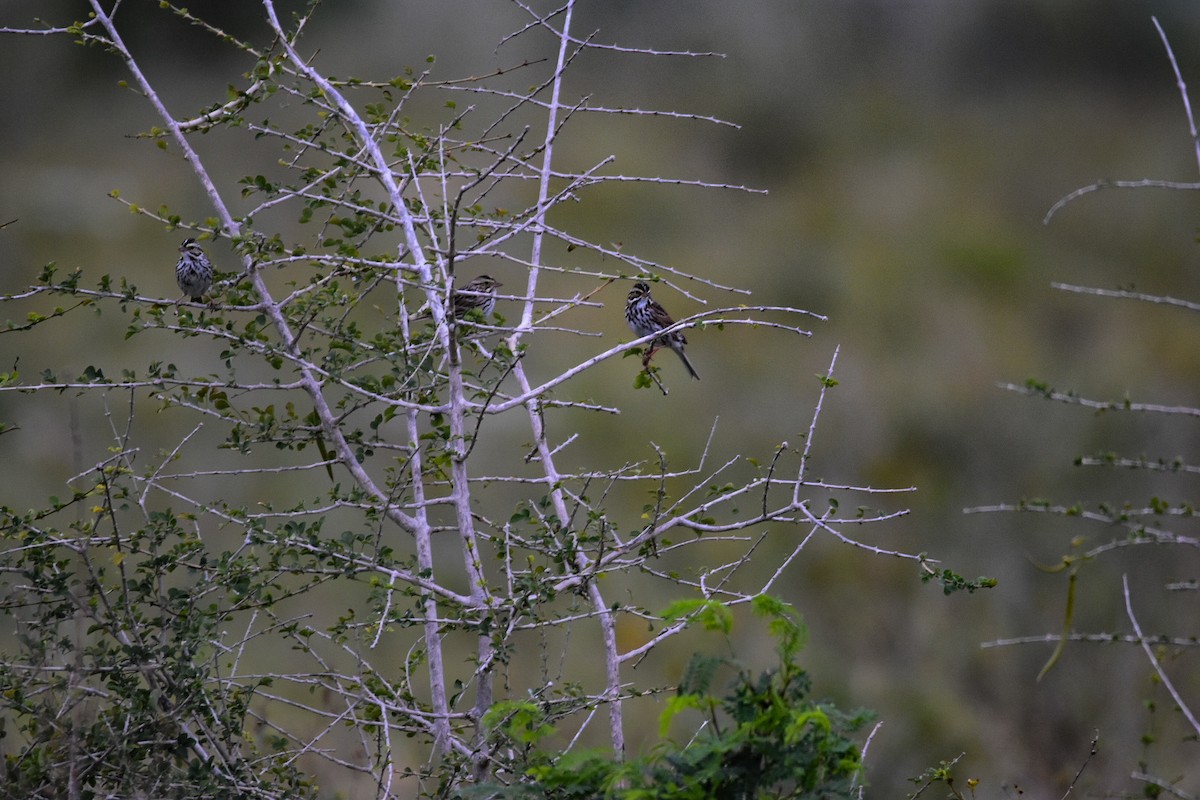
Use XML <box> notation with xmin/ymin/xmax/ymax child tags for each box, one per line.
<box><xmin>471</xmin><ymin>599</ymin><xmax>871</xmax><ymax>800</ymax></box>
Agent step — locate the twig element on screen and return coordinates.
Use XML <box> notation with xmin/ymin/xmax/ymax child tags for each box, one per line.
<box><xmin>1152</xmin><ymin>16</ymin><xmax>1200</xmax><ymax>177</ymax></box>
<box><xmin>996</xmin><ymin>381</ymin><xmax>1200</xmax><ymax>417</ymax></box>
<box><xmin>1052</xmin><ymin>282</ymin><xmax>1200</xmax><ymax>313</ymax></box>
<box><xmin>1044</xmin><ymin>179</ymin><xmax>1200</xmax><ymax>224</ymax></box>
<box><xmin>1059</xmin><ymin>731</ymin><xmax>1098</xmax><ymax>799</ymax></box>
<box><xmin>981</xmin><ymin>632</ymin><xmax>1200</xmax><ymax>649</ymax></box>
<box><xmin>853</xmin><ymin>720</ymin><xmax>884</xmax><ymax>800</ymax></box>
<box><xmin>1044</xmin><ymin>18</ymin><xmax>1200</xmax><ymax>222</ymax></box>
<box><xmin>643</xmin><ymin>365</ymin><xmax>669</xmax><ymax>395</ymax></box>
<box><xmin>1123</xmin><ymin>575</ymin><xmax>1200</xmax><ymax>737</ymax></box>
<box><xmin>1131</xmin><ymin>772</ymin><xmax>1199</xmax><ymax>800</ymax></box>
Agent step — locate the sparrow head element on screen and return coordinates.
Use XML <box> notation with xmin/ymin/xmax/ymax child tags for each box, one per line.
<box><xmin>463</xmin><ymin>275</ymin><xmax>501</xmax><ymax>292</ymax></box>
<box><xmin>627</xmin><ymin>281</ymin><xmax>652</xmax><ymax>303</ymax></box>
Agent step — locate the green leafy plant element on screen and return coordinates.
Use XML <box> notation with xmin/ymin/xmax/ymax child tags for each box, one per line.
<box><xmin>471</xmin><ymin>597</ymin><xmax>871</xmax><ymax>799</ymax></box>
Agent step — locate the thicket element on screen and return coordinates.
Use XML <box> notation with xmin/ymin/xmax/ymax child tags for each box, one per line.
<box><xmin>0</xmin><ymin>3</ymin><xmax>950</xmax><ymax>797</ymax></box>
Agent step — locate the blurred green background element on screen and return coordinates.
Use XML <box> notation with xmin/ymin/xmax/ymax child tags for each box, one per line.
<box><xmin>3</xmin><ymin>1</ymin><xmax>1200</xmax><ymax>795</ymax></box>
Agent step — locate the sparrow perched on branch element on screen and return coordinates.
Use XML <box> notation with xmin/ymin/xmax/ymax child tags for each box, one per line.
<box><xmin>418</xmin><ymin>275</ymin><xmax>503</xmax><ymax>320</ymax></box>
<box><xmin>625</xmin><ymin>281</ymin><xmax>699</xmax><ymax>380</ymax></box>
<box><xmin>175</xmin><ymin>238</ymin><xmax>213</xmax><ymax>303</ymax></box>
<box><xmin>450</xmin><ymin>274</ymin><xmax>502</xmax><ymax>318</ymax></box>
